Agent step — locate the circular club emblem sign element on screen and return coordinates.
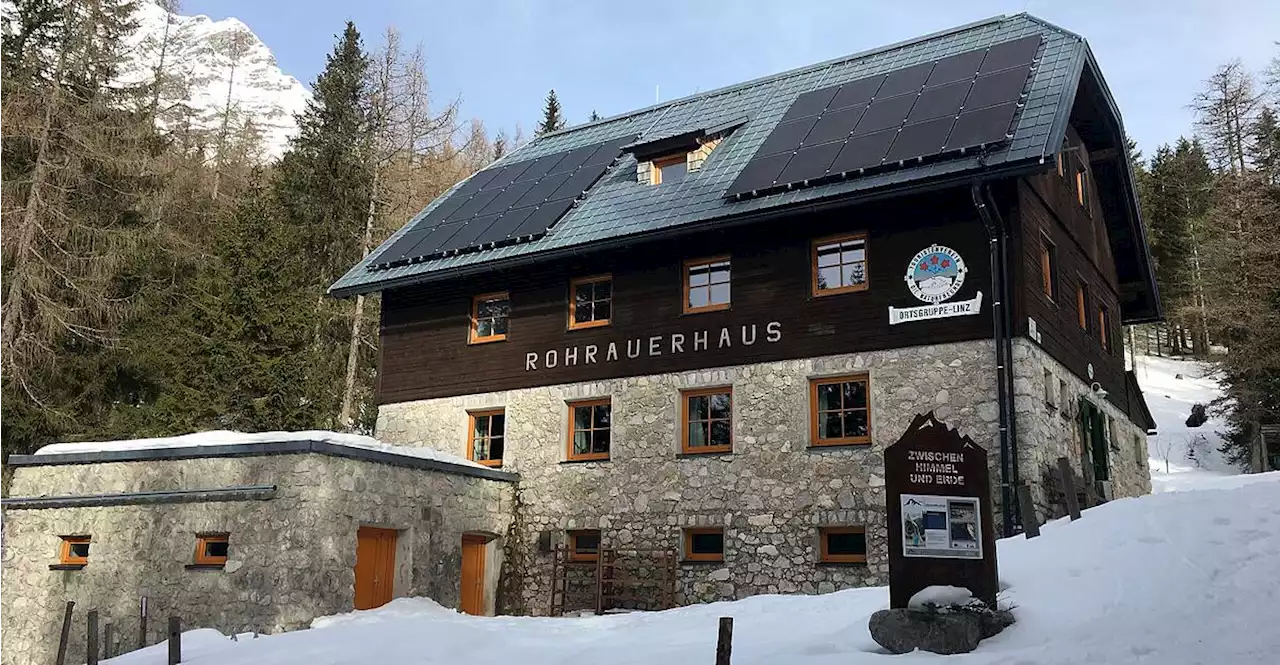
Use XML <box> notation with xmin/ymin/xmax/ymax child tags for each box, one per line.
<box><xmin>905</xmin><ymin>244</ymin><xmax>967</xmax><ymax>304</ymax></box>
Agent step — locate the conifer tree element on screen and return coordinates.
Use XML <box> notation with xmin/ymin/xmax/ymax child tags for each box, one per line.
<box><xmin>588</xmin><ymin>109</ymin><xmax>601</xmax><ymax>122</ymax></box>
<box><xmin>537</xmin><ymin>89</ymin><xmax>566</xmax><ymax>134</ymax></box>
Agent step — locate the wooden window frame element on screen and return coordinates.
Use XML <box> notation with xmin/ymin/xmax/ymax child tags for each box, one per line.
<box><xmin>1076</xmin><ymin>281</ymin><xmax>1090</xmax><ymax>332</ymax></box>
<box><xmin>811</xmin><ymin>232</ymin><xmax>869</xmax><ymax>297</ymax></box>
<box><xmin>566</xmin><ymin>398</ymin><xmax>612</xmax><ymax>462</ymax></box>
<box><xmin>683</xmin><ymin>527</ymin><xmax>725</xmax><ymax>562</ymax></box>
<box><xmin>682</xmin><ymin>256</ymin><xmax>731</xmax><ymax>314</ymax></box>
<box><xmin>819</xmin><ymin>526</ymin><xmax>867</xmax><ymax>564</ymax></box>
<box><xmin>1099</xmin><ymin>305</ymin><xmax>1112</xmax><ymax>353</ymax></box>
<box><xmin>680</xmin><ymin>386</ymin><xmax>733</xmax><ymax>454</ymax></box>
<box><xmin>466</xmin><ymin>408</ymin><xmax>505</xmax><ymax>467</ymax></box>
<box><xmin>468</xmin><ymin>291</ymin><xmax>510</xmax><ymax>344</ymax></box>
<box><xmin>59</xmin><ymin>535</ymin><xmax>91</xmax><ymax>565</ymax></box>
<box><xmin>1039</xmin><ymin>234</ymin><xmax>1057</xmax><ymax>301</ymax></box>
<box><xmin>567</xmin><ymin>529</ymin><xmax>600</xmax><ymax>563</ymax></box>
<box><xmin>651</xmin><ymin>153</ymin><xmax>689</xmax><ymax>185</ymax></box>
<box><xmin>194</xmin><ymin>533</ymin><xmax>230</xmax><ymax>566</ymax></box>
<box><xmin>567</xmin><ymin>274</ymin><xmax>612</xmax><ymax>331</ymax></box>
<box><xmin>1075</xmin><ymin>167</ymin><xmax>1089</xmax><ymax>209</ymax></box>
<box><xmin>809</xmin><ymin>374</ymin><xmax>872</xmax><ymax>447</ymax></box>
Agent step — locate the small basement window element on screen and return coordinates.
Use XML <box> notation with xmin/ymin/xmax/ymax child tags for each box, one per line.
<box><xmin>567</xmin><ymin>529</ymin><xmax>600</xmax><ymax>562</ymax></box>
<box><xmin>651</xmin><ymin>153</ymin><xmax>689</xmax><ymax>185</ymax></box>
<box><xmin>683</xmin><ymin>527</ymin><xmax>725</xmax><ymax>562</ymax></box>
<box><xmin>469</xmin><ymin>292</ymin><xmax>510</xmax><ymax>344</ymax></box>
<box><xmin>468</xmin><ymin>409</ymin><xmax>506</xmax><ymax>467</ymax></box>
<box><xmin>819</xmin><ymin>526</ymin><xmax>867</xmax><ymax>564</ymax></box>
<box><xmin>59</xmin><ymin>536</ymin><xmax>91</xmax><ymax>566</ymax></box>
<box><xmin>194</xmin><ymin>534</ymin><xmax>230</xmax><ymax>566</ymax></box>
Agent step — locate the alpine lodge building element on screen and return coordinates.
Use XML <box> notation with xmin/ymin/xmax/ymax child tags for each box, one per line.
<box><xmin>327</xmin><ymin>14</ymin><xmax>1160</xmax><ymax>616</ymax></box>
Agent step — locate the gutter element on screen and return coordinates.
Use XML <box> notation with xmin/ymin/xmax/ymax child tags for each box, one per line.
<box><xmin>1</xmin><ymin>485</ymin><xmax>277</xmax><ymax>509</ymax></box>
<box><xmin>971</xmin><ymin>182</ymin><xmax>1020</xmax><ymax>537</ymax></box>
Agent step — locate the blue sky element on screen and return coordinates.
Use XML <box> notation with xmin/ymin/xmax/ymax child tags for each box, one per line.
<box><xmin>185</xmin><ymin>0</ymin><xmax>1277</xmax><ymax>158</ymax></box>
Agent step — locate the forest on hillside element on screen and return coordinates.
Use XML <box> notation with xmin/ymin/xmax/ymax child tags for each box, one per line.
<box><xmin>1</xmin><ymin>0</ymin><xmax>1276</xmax><ymax>466</ymax></box>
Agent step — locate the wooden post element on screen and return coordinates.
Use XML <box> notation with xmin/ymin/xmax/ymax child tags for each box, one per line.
<box><xmin>1057</xmin><ymin>457</ymin><xmax>1081</xmax><ymax>520</ymax></box>
<box><xmin>1017</xmin><ymin>484</ymin><xmax>1041</xmax><ymax>538</ymax></box>
<box><xmin>55</xmin><ymin>601</ymin><xmax>75</xmax><ymax>665</ymax></box>
<box><xmin>715</xmin><ymin>616</ymin><xmax>733</xmax><ymax>665</ymax></box>
<box><xmin>167</xmin><ymin>616</ymin><xmax>181</xmax><ymax>665</ymax></box>
<box><xmin>103</xmin><ymin>622</ymin><xmax>114</xmax><ymax>660</ymax></box>
<box><xmin>138</xmin><ymin>596</ymin><xmax>148</xmax><ymax>650</ymax></box>
<box><xmin>86</xmin><ymin>610</ymin><xmax>99</xmax><ymax>665</ymax></box>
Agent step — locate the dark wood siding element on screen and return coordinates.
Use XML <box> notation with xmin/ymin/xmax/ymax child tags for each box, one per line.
<box><xmin>379</xmin><ymin>188</ymin><xmax>995</xmax><ymax>403</ymax></box>
<box><xmin>1013</xmin><ymin>144</ymin><xmax>1131</xmax><ymax>418</ymax></box>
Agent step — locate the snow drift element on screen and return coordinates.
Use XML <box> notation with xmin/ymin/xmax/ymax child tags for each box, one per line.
<box><xmin>106</xmin><ymin>473</ymin><xmax>1280</xmax><ymax>665</ymax></box>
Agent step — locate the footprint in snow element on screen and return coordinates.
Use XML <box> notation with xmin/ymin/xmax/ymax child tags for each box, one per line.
<box><xmin>1212</xmin><ymin>516</ymin><xmax>1232</xmax><ymax>526</ymax></box>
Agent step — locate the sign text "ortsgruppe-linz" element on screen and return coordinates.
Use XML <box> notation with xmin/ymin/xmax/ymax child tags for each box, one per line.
<box><xmin>525</xmin><ymin>322</ymin><xmax>782</xmax><ymax>371</ymax></box>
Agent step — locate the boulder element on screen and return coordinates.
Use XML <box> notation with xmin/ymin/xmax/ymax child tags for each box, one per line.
<box><xmin>869</xmin><ymin>606</ymin><xmax>1015</xmax><ymax>655</ymax></box>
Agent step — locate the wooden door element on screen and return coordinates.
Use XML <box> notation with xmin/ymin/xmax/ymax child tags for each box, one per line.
<box><xmin>460</xmin><ymin>535</ymin><xmax>488</xmax><ymax>615</ymax></box>
<box><xmin>354</xmin><ymin>526</ymin><xmax>397</xmax><ymax>610</ymax></box>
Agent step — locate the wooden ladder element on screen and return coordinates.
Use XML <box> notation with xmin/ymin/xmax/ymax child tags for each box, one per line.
<box><xmin>548</xmin><ymin>545</ymin><xmax>567</xmax><ymax>616</ymax></box>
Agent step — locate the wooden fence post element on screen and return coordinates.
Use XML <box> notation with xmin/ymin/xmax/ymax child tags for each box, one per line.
<box><xmin>55</xmin><ymin>601</ymin><xmax>75</xmax><ymax>665</ymax></box>
<box><xmin>86</xmin><ymin>610</ymin><xmax>99</xmax><ymax>665</ymax></box>
<box><xmin>1056</xmin><ymin>457</ymin><xmax>1081</xmax><ymax>520</ymax></box>
<box><xmin>167</xmin><ymin>616</ymin><xmax>181</xmax><ymax>665</ymax></box>
<box><xmin>103</xmin><ymin>622</ymin><xmax>114</xmax><ymax>661</ymax></box>
<box><xmin>138</xmin><ymin>596</ymin><xmax>148</xmax><ymax>650</ymax></box>
<box><xmin>715</xmin><ymin>616</ymin><xmax>733</xmax><ymax>665</ymax></box>
<box><xmin>1016</xmin><ymin>484</ymin><xmax>1041</xmax><ymax>538</ymax></box>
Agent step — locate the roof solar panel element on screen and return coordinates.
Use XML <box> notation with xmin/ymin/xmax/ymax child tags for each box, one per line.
<box><xmin>477</xmin><ymin>179</ymin><xmax>538</xmax><ymax>216</ymax></box>
<box><xmin>852</xmin><ymin>93</ymin><xmax>918</xmax><ymax>136</ymax></box>
<box><xmin>725</xmin><ymin>151</ymin><xmax>793</xmax><ymax>195</ymax></box>
<box><xmin>885</xmin><ymin>116</ymin><xmax>955</xmax><ymax>162</ymax></box>
<box><xmin>805</xmin><ymin>105</ymin><xmax>865</xmax><ymax>145</ymax></box>
<box><xmin>419</xmin><ymin>190</ymin><xmax>472</xmax><ymax>222</ymax></box>
<box><xmin>584</xmin><ymin>135</ymin><xmax>636</xmax><ymax>167</ymax></box>
<box><xmin>945</xmin><ymin>101</ymin><xmax>1018</xmax><ymax>150</ymax></box>
<box><xmin>512</xmin><ymin>198</ymin><xmax>575</xmax><ymax>238</ymax></box>
<box><xmin>453</xmin><ymin>167</ymin><xmax>501</xmax><ymax>197</ymax></box>
<box><xmin>480</xmin><ymin>206</ymin><xmax>535</xmax><ymax>243</ymax></box>
<box><xmin>776</xmin><ymin>140</ymin><xmax>843</xmax><ymax>183</ymax></box>
<box><xmin>405</xmin><ymin>221</ymin><xmax>466</xmax><ymax>258</ymax></box>
<box><xmin>781</xmin><ymin>86</ymin><xmax>840</xmax><ymax>123</ymax></box>
<box><xmin>512</xmin><ymin>172</ymin><xmax>572</xmax><ymax>209</ymax></box>
<box><xmin>756</xmin><ymin>116</ymin><xmax>820</xmax><ymax>156</ymax></box>
<box><xmin>925</xmin><ymin>49</ymin><xmax>987</xmax><ymax>87</ymax></box>
<box><xmin>876</xmin><ymin>62</ymin><xmax>934</xmax><ymax>98</ymax></box>
<box><xmin>829</xmin><ymin>75</ymin><xmax>885</xmax><ymax>111</ymax></box>
<box><xmin>963</xmin><ymin>64</ymin><xmax>1031</xmax><ymax>111</ymax></box>
<box><xmin>979</xmin><ymin>35</ymin><xmax>1042</xmax><ymax>74</ymax></box>
<box><xmin>549</xmin><ymin>161</ymin><xmax>610</xmax><ymax>201</ymax></box>
<box><xmin>907</xmin><ymin>79</ymin><xmax>971</xmax><ymax>123</ymax></box>
<box><xmin>513</xmin><ymin>152</ymin><xmax>567</xmax><ymax>183</ymax></box>
<box><xmin>481</xmin><ymin>160</ymin><xmax>534</xmax><ymax>191</ymax></box>
<box><xmin>446</xmin><ymin>188</ymin><xmax>502</xmax><ymax>221</ymax></box>
<box><xmin>548</xmin><ymin>144</ymin><xmax>598</xmax><ymax>175</ymax></box>
<box><xmin>829</xmin><ymin>128</ymin><xmax>897</xmax><ymax>173</ymax></box>
<box><xmin>377</xmin><ymin>228</ymin><xmax>429</xmax><ymax>264</ymax></box>
<box><xmin>437</xmin><ymin>214</ymin><xmax>501</xmax><ymax>253</ymax></box>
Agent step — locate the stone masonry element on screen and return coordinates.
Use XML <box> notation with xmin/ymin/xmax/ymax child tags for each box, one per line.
<box><xmin>379</xmin><ymin>340</ymin><xmax>1017</xmax><ymax>614</ymax></box>
<box><xmin>0</xmin><ymin>453</ymin><xmax>514</xmax><ymax>665</ymax></box>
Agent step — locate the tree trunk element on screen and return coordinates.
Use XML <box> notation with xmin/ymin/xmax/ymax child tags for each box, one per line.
<box><xmin>338</xmin><ymin>172</ymin><xmax>381</xmax><ymax>429</ymax></box>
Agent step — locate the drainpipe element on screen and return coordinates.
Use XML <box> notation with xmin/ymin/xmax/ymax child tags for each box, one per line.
<box><xmin>971</xmin><ymin>182</ymin><xmax>1019</xmax><ymax>537</ymax></box>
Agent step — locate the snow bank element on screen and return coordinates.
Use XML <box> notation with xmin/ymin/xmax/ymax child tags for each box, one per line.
<box><xmin>907</xmin><ymin>585</ymin><xmax>976</xmax><ymax>609</ymax></box>
<box><xmin>1134</xmin><ymin>354</ymin><xmax>1241</xmax><ymax>491</ymax></box>
<box><xmin>33</xmin><ymin>430</ymin><xmax>486</xmax><ymax>470</ymax></box>
<box><xmin>105</xmin><ymin>473</ymin><xmax>1280</xmax><ymax>665</ymax></box>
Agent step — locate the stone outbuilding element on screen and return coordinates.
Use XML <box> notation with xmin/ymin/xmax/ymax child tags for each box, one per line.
<box><xmin>0</xmin><ymin>432</ymin><xmax>516</xmax><ymax>665</ymax></box>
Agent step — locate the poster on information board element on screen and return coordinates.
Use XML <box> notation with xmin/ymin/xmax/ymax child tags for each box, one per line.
<box><xmin>900</xmin><ymin>494</ymin><xmax>982</xmax><ymax>559</ymax></box>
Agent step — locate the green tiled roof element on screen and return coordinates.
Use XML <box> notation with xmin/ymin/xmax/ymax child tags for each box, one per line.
<box><xmin>330</xmin><ymin>14</ymin><xmax>1088</xmax><ymax>297</ymax></box>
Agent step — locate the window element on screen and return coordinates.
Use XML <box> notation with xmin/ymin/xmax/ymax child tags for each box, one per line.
<box><xmin>1075</xmin><ymin>167</ymin><xmax>1089</xmax><ymax>208</ymax></box>
<box><xmin>1044</xmin><ymin>368</ymin><xmax>1056</xmax><ymax>408</ymax></box>
<box><xmin>568</xmin><ymin>275</ymin><xmax>612</xmax><ymax>330</ymax></box>
<box><xmin>681</xmin><ymin>387</ymin><xmax>732</xmax><ymax>454</ymax></box>
<box><xmin>1059</xmin><ymin>378</ymin><xmax>1069</xmax><ymax>412</ymax></box>
<box><xmin>469</xmin><ymin>292</ymin><xmax>510</xmax><ymax>344</ymax></box>
<box><xmin>58</xmin><ymin>536</ymin><xmax>91</xmax><ymax>566</ymax></box>
<box><xmin>467</xmin><ymin>409</ymin><xmax>505</xmax><ymax>467</ymax></box>
<box><xmin>567</xmin><ymin>529</ymin><xmax>600</xmax><ymax>562</ymax></box>
<box><xmin>819</xmin><ymin>526</ymin><xmax>867</xmax><ymax>564</ymax></box>
<box><xmin>809</xmin><ymin>374</ymin><xmax>871</xmax><ymax>446</ymax></box>
<box><xmin>1134</xmin><ymin>434</ymin><xmax>1144</xmax><ymax>466</ymax></box>
<box><xmin>1039</xmin><ymin>236</ymin><xmax>1057</xmax><ymax>300</ymax></box>
<box><xmin>567</xmin><ymin>399</ymin><xmax>611</xmax><ymax>461</ymax></box>
<box><xmin>194</xmin><ymin>534</ymin><xmax>229</xmax><ymax>566</ymax></box>
<box><xmin>684</xmin><ymin>257</ymin><xmax>731</xmax><ymax>313</ymax></box>
<box><xmin>652</xmin><ymin>153</ymin><xmax>689</xmax><ymax>185</ymax></box>
<box><xmin>1099</xmin><ymin>305</ymin><xmax>1114</xmax><ymax>353</ymax></box>
<box><xmin>1076</xmin><ymin>282</ymin><xmax>1090</xmax><ymax>332</ymax></box>
<box><xmin>683</xmin><ymin>528</ymin><xmax>724</xmax><ymax>562</ymax></box>
<box><xmin>812</xmin><ymin>233</ymin><xmax>868</xmax><ymax>296</ymax></box>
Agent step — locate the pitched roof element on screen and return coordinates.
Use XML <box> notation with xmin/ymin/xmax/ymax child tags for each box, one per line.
<box><xmin>331</xmin><ymin>14</ymin><xmax>1088</xmax><ymax>297</ymax></box>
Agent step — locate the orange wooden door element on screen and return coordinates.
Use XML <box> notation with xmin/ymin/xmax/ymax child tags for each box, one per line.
<box><xmin>459</xmin><ymin>535</ymin><xmax>487</xmax><ymax>615</ymax></box>
<box><xmin>354</xmin><ymin>527</ymin><xmax>397</xmax><ymax>610</ymax></box>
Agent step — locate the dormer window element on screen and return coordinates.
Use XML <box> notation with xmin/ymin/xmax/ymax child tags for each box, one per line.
<box><xmin>652</xmin><ymin>153</ymin><xmax>689</xmax><ymax>185</ymax></box>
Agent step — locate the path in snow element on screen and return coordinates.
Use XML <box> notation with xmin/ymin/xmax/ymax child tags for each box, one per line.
<box><xmin>1132</xmin><ymin>354</ymin><xmax>1241</xmax><ymax>491</ymax></box>
<box><xmin>108</xmin><ymin>474</ymin><xmax>1280</xmax><ymax>665</ymax></box>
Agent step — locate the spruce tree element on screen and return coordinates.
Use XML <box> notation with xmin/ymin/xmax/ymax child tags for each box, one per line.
<box><xmin>537</xmin><ymin>89</ymin><xmax>566</xmax><ymax>135</ymax></box>
<box><xmin>588</xmin><ymin>109</ymin><xmax>601</xmax><ymax>122</ymax></box>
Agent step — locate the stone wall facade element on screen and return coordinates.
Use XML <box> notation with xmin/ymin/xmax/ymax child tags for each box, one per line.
<box><xmin>379</xmin><ymin>340</ymin><xmax>1009</xmax><ymax>614</ymax></box>
<box><xmin>0</xmin><ymin>453</ymin><xmax>514</xmax><ymax>665</ymax></box>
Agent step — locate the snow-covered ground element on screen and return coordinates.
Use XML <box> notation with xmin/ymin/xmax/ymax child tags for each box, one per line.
<box><xmin>107</xmin><ymin>472</ymin><xmax>1280</xmax><ymax>665</ymax></box>
<box><xmin>1133</xmin><ymin>354</ymin><xmax>1243</xmax><ymax>491</ymax></box>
